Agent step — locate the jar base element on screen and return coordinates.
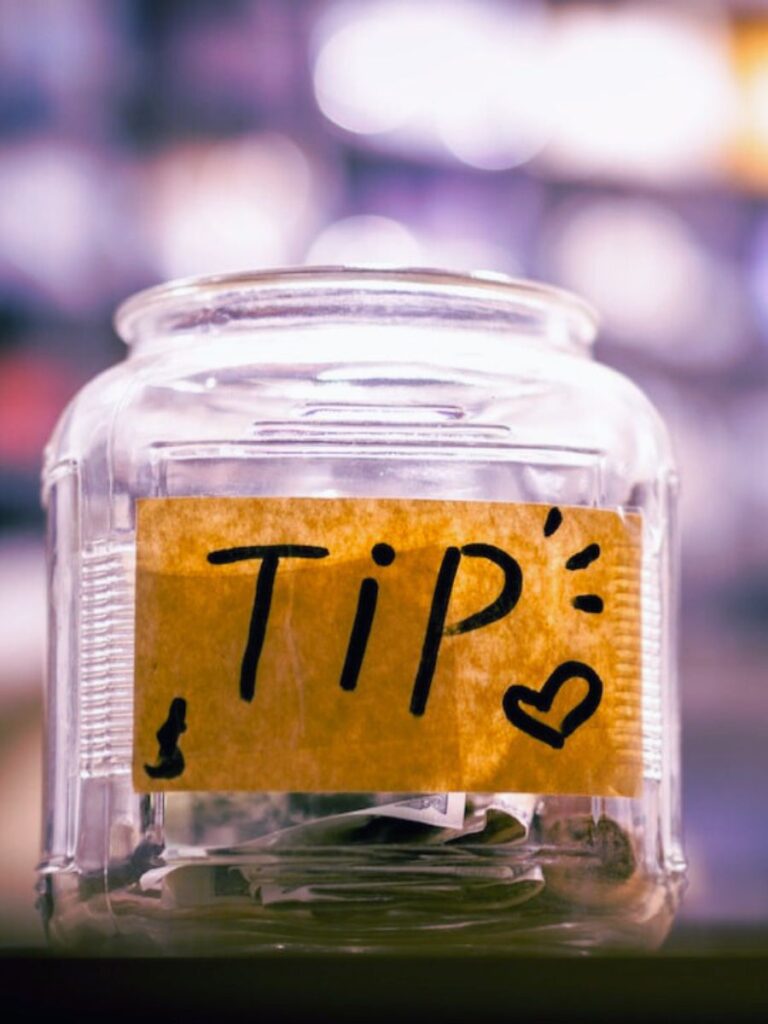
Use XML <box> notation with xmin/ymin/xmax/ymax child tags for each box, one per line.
<box><xmin>41</xmin><ymin>853</ymin><xmax>683</xmax><ymax>956</ymax></box>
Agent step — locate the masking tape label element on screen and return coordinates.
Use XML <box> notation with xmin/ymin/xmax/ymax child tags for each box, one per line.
<box><xmin>134</xmin><ymin>497</ymin><xmax>643</xmax><ymax>797</ymax></box>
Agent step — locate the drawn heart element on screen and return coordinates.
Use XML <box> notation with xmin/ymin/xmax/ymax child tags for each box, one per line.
<box><xmin>502</xmin><ymin>661</ymin><xmax>603</xmax><ymax>750</ymax></box>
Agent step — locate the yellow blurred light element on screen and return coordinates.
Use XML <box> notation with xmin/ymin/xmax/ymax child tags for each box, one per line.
<box><xmin>730</xmin><ymin>19</ymin><xmax>768</xmax><ymax>189</ymax></box>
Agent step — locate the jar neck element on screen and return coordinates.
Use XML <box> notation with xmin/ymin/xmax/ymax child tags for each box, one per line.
<box><xmin>115</xmin><ymin>267</ymin><xmax>598</xmax><ymax>359</ymax></box>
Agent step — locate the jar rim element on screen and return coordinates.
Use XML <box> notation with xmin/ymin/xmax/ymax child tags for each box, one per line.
<box><xmin>114</xmin><ymin>265</ymin><xmax>599</xmax><ymax>350</ymax></box>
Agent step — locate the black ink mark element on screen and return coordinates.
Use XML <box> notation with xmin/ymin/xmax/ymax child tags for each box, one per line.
<box><xmin>207</xmin><ymin>545</ymin><xmax>329</xmax><ymax>702</ymax></box>
<box><xmin>371</xmin><ymin>542</ymin><xmax>395</xmax><ymax>567</ymax></box>
<box><xmin>409</xmin><ymin>547</ymin><xmax>461</xmax><ymax>717</ymax></box>
<box><xmin>340</xmin><ymin>578</ymin><xmax>378</xmax><ymax>691</ymax></box>
<box><xmin>444</xmin><ymin>544</ymin><xmax>523</xmax><ymax>636</ymax></box>
<box><xmin>207</xmin><ymin>544</ymin><xmax>329</xmax><ymax>565</ymax></box>
<box><xmin>410</xmin><ymin>544</ymin><xmax>523</xmax><ymax>717</ymax></box>
<box><xmin>340</xmin><ymin>543</ymin><xmax>396</xmax><ymax>692</ymax></box>
<box><xmin>144</xmin><ymin>697</ymin><xmax>187</xmax><ymax>779</ymax></box>
<box><xmin>502</xmin><ymin>661</ymin><xmax>603</xmax><ymax>750</ymax></box>
<box><xmin>543</xmin><ymin>507</ymin><xmax>563</xmax><ymax>537</ymax></box>
<box><xmin>566</xmin><ymin>543</ymin><xmax>601</xmax><ymax>571</ymax></box>
<box><xmin>573</xmin><ymin>594</ymin><xmax>604</xmax><ymax>614</ymax></box>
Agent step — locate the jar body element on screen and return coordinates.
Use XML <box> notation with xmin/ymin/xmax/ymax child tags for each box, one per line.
<box><xmin>39</xmin><ymin>271</ymin><xmax>685</xmax><ymax>953</ymax></box>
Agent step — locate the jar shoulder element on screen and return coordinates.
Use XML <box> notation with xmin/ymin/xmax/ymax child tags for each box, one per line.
<box><xmin>43</xmin><ymin>360</ymin><xmax>137</xmax><ymax>474</ymax></box>
<box><xmin>44</xmin><ymin>340</ymin><xmax>674</xmax><ymax>490</ymax></box>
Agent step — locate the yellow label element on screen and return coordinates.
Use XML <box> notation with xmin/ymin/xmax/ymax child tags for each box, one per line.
<box><xmin>134</xmin><ymin>498</ymin><xmax>642</xmax><ymax>797</ymax></box>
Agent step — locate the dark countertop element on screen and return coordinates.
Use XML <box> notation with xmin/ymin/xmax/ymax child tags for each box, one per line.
<box><xmin>3</xmin><ymin>928</ymin><xmax>767</xmax><ymax>1024</ymax></box>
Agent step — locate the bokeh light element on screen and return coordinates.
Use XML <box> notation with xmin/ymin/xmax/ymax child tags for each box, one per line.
<box><xmin>313</xmin><ymin>0</ymin><xmax>553</xmax><ymax>169</ymax></box>
<box><xmin>0</xmin><ymin>140</ymin><xmax>125</xmax><ymax>309</ymax></box>
<box><xmin>306</xmin><ymin>212</ymin><xmax>516</xmax><ymax>273</ymax></box>
<box><xmin>313</xmin><ymin>2</ymin><xmax>737</xmax><ymax>183</ymax></box>
<box><xmin>143</xmin><ymin>134</ymin><xmax>321</xmax><ymax>280</ymax></box>
<box><xmin>542</xmin><ymin>6</ymin><xmax>737</xmax><ymax>182</ymax></box>
<box><xmin>541</xmin><ymin>196</ymin><xmax>746</xmax><ymax>368</ymax></box>
<box><xmin>306</xmin><ymin>214</ymin><xmax>423</xmax><ymax>266</ymax></box>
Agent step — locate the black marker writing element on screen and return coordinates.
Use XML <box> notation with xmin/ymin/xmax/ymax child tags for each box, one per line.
<box><xmin>144</xmin><ymin>696</ymin><xmax>187</xmax><ymax>780</ymax></box>
<box><xmin>572</xmin><ymin>594</ymin><xmax>604</xmax><ymax>614</ymax></box>
<box><xmin>409</xmin><ymin>543</ymin><xmax>523</xmax><ymax>716</ymax></box>
<box><xmin>502</xmin><ymin>661</ymin><xmax>603</xmax><ymax>749</ymax></box>
<box><xmin>566</xmin><ymin>543</ymin><xmax>601</xmax><ymax>571</ymax></box>
<box><xmin>543</xmin><ymin>507</ymin><xmax>562</xmax><ymax>537</ymax></box>
<box><xmin>339</xmin><ymin>542</ymin><xmax>396</xmax><ymax>692</ymax></box>
<box><xmin>207</xmin><ymin>544</ymin><xmax>329</xmax><ymax>701</ymax></box>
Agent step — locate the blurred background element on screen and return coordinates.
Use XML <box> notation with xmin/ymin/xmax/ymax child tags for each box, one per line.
<box><xmin>0</xmin><ymin>0</ymin><xmax>767</xmax><ymax>949</ymax></box>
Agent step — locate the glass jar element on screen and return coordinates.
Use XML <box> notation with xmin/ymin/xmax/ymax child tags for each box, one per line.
<box><xmin>39</xmin><ymin>268</ymin><xmax>685</xmax><ymax>954</ymax></box>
